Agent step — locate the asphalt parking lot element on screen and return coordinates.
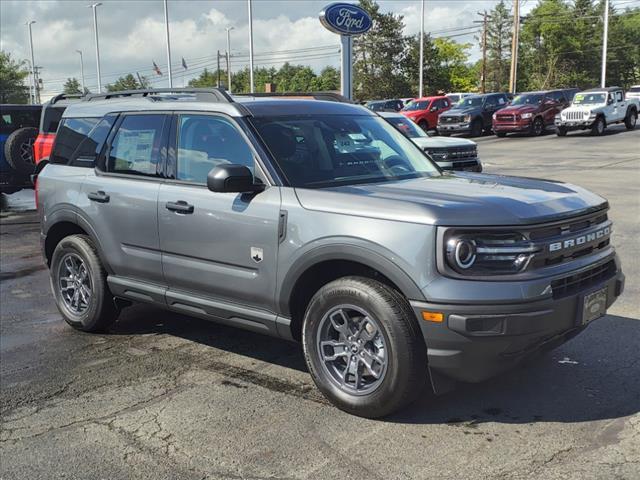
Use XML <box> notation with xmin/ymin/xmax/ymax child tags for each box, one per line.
<box><xmin>1</xmin><ymin>125</ymin><xmax>639</xmax><ymax>480</ymax></box>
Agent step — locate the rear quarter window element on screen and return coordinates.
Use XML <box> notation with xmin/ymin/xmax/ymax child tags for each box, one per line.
<box><xmin>40</xmin><ymin>106</ymin><xmax>66</xmax><ymax>134</ymax></box>
<box><xmin>51</xmin><ymin>117</ymin><xmax>102</xmax><ymax>166</ymax></box>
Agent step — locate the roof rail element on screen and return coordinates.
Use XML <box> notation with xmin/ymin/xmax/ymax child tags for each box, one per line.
<box><xmin>49</xmin><ymin>93</ymin><xmax>85</xmax><ymax>105</ymax></box>
<box><xmin>233</xmin><ymin>91</ymin><xmax>352</xmax><ymax>103</ymax></box>
<box><xmin>84</xmin><ymin>87</ymin><xmax>234</xmax><ymax>103</ymax></box>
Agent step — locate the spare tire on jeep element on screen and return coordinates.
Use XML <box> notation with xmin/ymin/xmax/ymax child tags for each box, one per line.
<box><xmin>4</xmin><ymin>127</ymin><xmax>38</xmax><ymax>175</ymax></box>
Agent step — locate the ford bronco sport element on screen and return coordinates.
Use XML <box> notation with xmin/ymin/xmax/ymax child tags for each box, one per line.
<box><xmin>555</xmin><ymin>87</ymin><xmax>638</xmax><ymax>136</ymax></box>
<box><xmin>37</xmin><ymin>88</ymin><xmax>625</xmax><ymax>418</ymax></box>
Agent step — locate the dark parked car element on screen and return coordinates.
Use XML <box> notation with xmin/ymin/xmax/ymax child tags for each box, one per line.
<box><xmin>492</xmin><ymin>88</ymin><xmax>578</xmax><ymax>137</ymax></box>
<box><xmin>437</xmin><ymin>93</ymin><xmax>510</xmax><ymax>137</ymax></box>
<box><xmin>0</xmin><ymin>104</ymin><xmax>41</xmax><ymax>194</ymax></box>
<box><xmin>365</xmin><ymin>99</ymin><xmax>405</xmax><ymax>112</ymax></box>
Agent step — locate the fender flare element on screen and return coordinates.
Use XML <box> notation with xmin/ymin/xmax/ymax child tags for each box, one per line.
<box><xmin>276</xmin><ymin>243</ymin><xmax>426</xmax><ymax>316</ymax></box>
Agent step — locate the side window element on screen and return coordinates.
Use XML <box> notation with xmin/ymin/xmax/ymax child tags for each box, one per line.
<box><xmin>177</xmin><ymin>115</ymin><xmax>254</xmax><ymax>184</ymax></box>
<box><xmin>485</xmin><ymin>96</ymin><xmax>497</xmax><ymax>108</ymax></box>
<box><xmin>69</xmin><ymin>116</ymin><xmax>116</xmax><ymax>167</ymax></box>
<box><xmin>496</xmin><ymin>95</ymin><xmax>507</xmax><ymax>105</ymax></box>
<box><xmin>615</xmin><ymin>91</ymin><xmax>623</xmax><ymax>102</ymax></box>
<box><xmin>107</xmin><ymin>114</ymin><xmax>167</xmax><ymax>177</ymax></box>
<box><xmin>442</xmin><ymin>98</ymin><xmax>450</xmax><ymax>108</ymax></box>
<box><xmin>51</xmin><ymin>117</ymin><xmax>100</xmax><ymax>165</ymax></box>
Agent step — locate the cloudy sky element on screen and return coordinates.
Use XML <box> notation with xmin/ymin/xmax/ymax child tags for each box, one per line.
<box><xmin>0</xmin><ymin>0</ymin><xmax>545</xmax><ymax>99</ymax></box>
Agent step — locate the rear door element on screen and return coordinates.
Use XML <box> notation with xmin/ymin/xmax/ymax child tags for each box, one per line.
<box><xmin>79</xmin><ymin>113</ymin><xmax>170</xmax><ymax>288</ymax></box>
<box><xmin>158</xmin><ymin>113</ymin><xmax>281</xmax><ymax>320</ymax></box>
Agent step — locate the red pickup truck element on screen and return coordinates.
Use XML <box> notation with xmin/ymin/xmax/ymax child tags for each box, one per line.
<box><xmin>401</xmin><ymin>95</ymin><xmax>452</xmax><ymax>132</ymax></box>
<box><xmin>492</xmin><ymin>88</ymin><xmax>577</xmax><ymax>137</ymax></box>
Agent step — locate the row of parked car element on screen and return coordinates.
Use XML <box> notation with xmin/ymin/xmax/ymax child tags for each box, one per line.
<box><xmin>366</xmin><ymin>86</ymin><xmax>639</xmax><ymax>139</ymax></box>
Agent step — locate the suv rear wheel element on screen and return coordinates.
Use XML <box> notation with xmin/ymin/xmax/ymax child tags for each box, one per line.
<box><xmin>625</xmin><ymin>109</ymin><xmax>637</xmax><ymax>130</ymax></box>
<box><xmin>50</xmin><ymin>234</ymin><xmax>117</xmax><ymax>332</ymax></box>
<box><xmin>591</xmin><ymin>116</ymin><xmax>605</xmax><ymax>136</ymax></box>
<box><xmin>302</xmin><ymin>276</ymin><xmax>427</xmax><ymax>418</ymax></box>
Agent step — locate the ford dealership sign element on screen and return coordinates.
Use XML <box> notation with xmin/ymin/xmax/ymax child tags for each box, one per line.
<box><xmin>320</xmin><ymin>3</ymin><xmax>373</xmax><ymax>36</ymax></box>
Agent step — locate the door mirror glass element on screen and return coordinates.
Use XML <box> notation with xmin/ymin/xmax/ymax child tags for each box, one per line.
<box><xmin>430</xmin><ymin>106</ymin><xmax>438</xmax><ymax>112</ymax></box>
<box><xmin>207</xmin><ymin>164</ymin><xmax>264</xmax><ymax>193</ymax></box>
<box><xmin>607</xmin><ymin>96</ymin><xmax>614</xmax><ymax>105</ymax></box>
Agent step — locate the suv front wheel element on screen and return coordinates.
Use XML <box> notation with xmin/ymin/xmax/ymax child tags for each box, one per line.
<box><xmin>302</xmin><ymin>276</ymin><xmax>427</xmax><ymax>418</ymax></box>
<box><xmin>50</xmin><ymin>234</ymin><xmax>117</xmax><ymax>332</ymax></box>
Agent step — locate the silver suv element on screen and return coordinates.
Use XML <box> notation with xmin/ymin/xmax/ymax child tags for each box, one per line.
<box><xmin>37</xmin><ymin>88</ymin><xmax>625</xmax><ymax>418</ymax></box>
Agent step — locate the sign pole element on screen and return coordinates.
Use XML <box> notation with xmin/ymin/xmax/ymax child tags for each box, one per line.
<box><xmin>340</xmin><ymin>35</ymin><xmax>353</xmax><ymax>100</ymax></box>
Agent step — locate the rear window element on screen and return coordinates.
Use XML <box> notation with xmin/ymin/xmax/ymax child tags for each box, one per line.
<box><xmin>0</xmin><ymin>107</ymin><xmax>41</xmax><ymax>134</ymax></box>
<box><xmin>51</xmin><ymin>117</ymin><xmax>102</xmax><ymax>166</ymax></box>
<box><xmin>629</xmin><ymin>86</ymin><xmax>640</xmax><ymax>93</ymax></box>
<box><xmin>40</xmin><ymin>106</ymin><xmax>67</xmax><ymax>134</ymax></box>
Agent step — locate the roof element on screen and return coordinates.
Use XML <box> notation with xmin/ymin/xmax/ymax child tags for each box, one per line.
<box><xmin>582</xmin><ymin>86</ymin><xmax>622</xmax><ymax>92</ymax></box>
<box><xmin>376</xmin><ymin>111</ymin><xmax>404</xmax><ymax>119</ymax></box>
<box><xmin>63</xmin><ymin>95</ymin><xmax>371</xmax><ymax>119</ymax></box>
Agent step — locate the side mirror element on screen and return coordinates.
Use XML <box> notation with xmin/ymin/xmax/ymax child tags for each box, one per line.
<box><xmin>607</xmin><ymin>98</ymin><xmax>614</xmax><ymax>105</ymax></box>
<box><xmin>430</xmin><ymin>106</ymin><xmax>438</xmax><ymax>112</ymax></box>
<box><xmin>207</xmin><ymin>164</ymin><xmax>265</xmax><ymax>194</ymax></box>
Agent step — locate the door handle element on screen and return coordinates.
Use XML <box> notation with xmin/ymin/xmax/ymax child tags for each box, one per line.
<box><xmin>88</xmin><ymin>191</ymin><xmax>110</xmax><ymax>203</ymax></box>
<box><xmin>165</xmin><ymin>200</ymin><xmax>194</xmax><ymax>214</ymax></box>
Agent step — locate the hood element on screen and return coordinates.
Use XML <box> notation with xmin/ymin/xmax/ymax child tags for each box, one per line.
<box><xmin>497</xmin><ymin>105</ymin><xmax>538</xmax><ymax>114</ymax></box>
<box><xmin>411</xmin><ymin>136</ymin><xmax>476</xmax><ymax>149</ymax></box>
<box><xmin>564</xmin><ymin>104</ymin><xmax>603</xmax><ymax>112</ymax></box>
<box><xmin>294</xmin><ymin>173</ymin><xmax>606</xmax><ymax>227</ymax></box>
<box><xmin>442</xmin><ymin>106</ymin><xmax>478</xmax><ymax>116</ymax></box>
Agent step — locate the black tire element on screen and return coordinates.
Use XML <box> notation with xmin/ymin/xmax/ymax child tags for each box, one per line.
<box><xmin>470</xmin><ymin>118</ymin><xmax>483</xmax><ymax>137</ymax></box>
<box><xmin>625</xmin><ymin>109</ymin><xmax>637</xmax><ymax>130</ymax></box>
<box><xmin>50</xmin><ymin>234</ymin><xmax>117</xmax><ymax>332</ymax></box>
<box><xmin>556</xmin><ymin>126</ymin><xmax>568</xmax><ymax>137</ymax></box>
<box><xmin>3</xmin><ymin>127</ymin><xmax>38</xmax><ymax>175</ymax></box>
<box><xmin>302</xmin><ymin>276</ymin><xmax>427</xmax><ymax>418</ymax></box>
<box><xmin>590</xmin><ymin>116</ymin><xmax>605</xmax><ymax>136</ymax></box>
<box><xmin>418</xmin><ymin>120</ymin><xmax>429</xmax><ymax>132</ymax></box>
<box><xmin>530</xmin><ymin>117</ymin><xmax>544</xmax><ymax>136</ymax></box>
<box><xmin>496</xmin><ymin>131</ymin><xmax>507</xmax><ymax>138</ymax></box>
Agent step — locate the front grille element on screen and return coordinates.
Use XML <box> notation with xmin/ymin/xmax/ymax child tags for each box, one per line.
<box><xmin>426</xmin><ymin>146</ymin><xmax>477</xmax><ymax>163</ymax></box>
<box><xmin>565</xmin><ymin>111</ymin><xmax>586</xmax><ymax>121</ymax></box>
<box><xmin>551</xmin><ymin>260</ymin><xmax>616</xmax><ymax>299</ymax></box>
<box><xmin>496</xmin><ymin>114</ymin><xmax>515</xmax><ymax>122</ymax></box>
<box><xmin>440</xmin><ymin>116</ymin><xmax>462</xmax><ymax>124</ymax></box>
<box><xmin>440</xmin><ymin>160</ymin><xmax>479</xmax><ymax>170</ymax></box>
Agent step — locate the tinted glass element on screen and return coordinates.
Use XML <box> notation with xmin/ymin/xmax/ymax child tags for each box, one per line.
<box><xmin>51</xmin><ymin>117</ymin><xmax>100</xmax><ymax>165</ymax></box>
<box><xmin>69</xmin><ymin>116</ymin><xmax>116</xmax><ymax>167</ymax></box>
<box><xmin>107</xmin><ymin>115</ymin><xmax>167</xmax><ymax>177</ymax></box>
<box><xmin>511</xmin><ymin>94</ymin><xmax>544</xmax><ymax>105</ymax></box>
<box><xmin>0</xmin><ymin>107</ymin><xmax>41</xmax><ymax>134</ymax></box>
<box><xmin>251</xmin><ymin>114</ymin><xmax>439</xmax><ymax>188</ymax></box>
<box><xmin>386</xmin><ymin>116</ymin><xmax>427</xmax><ymax>138</ymax></box>
<box><xmin>402</xmin><ymin>101</ymin><xmax>429</xmax><ymax>111</ymax></box>
<box><xmin>485</xmin><ymin>96</ymin><xmax>498</xmax><ymax>107</ymax></box>
<box><xmin>177</xmin><ymin>115</ymin><xmax>254</xmax><ymax>184</ymax></box>
<box><xmin>456</xmin><ymin>97</ymin><xmax>483</xmax><ymax>107</ymax></box>
<box><xmin>615</xmin><ymin>91</ymin><xmax>623</xmax><ymax>102</ymax></box>
<box><xmin>41</xmin><ymin>106</ymin><xmax>66</xmax><ymax>133</ymax></box>
<box><xmin>630</xmin><ymin>86</ymin><xmax>640</xmax><ymax>92</ymax></box>
<box><xmin>574</xmin><ymin>93</ymin><xmax>606</xmax><ymax>105</ymax></box>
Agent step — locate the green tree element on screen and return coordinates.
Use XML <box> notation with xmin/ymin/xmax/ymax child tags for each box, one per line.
<box><xmin>188</xmin><ymin>68</ymin><xmax>221</xmax><ymax>88</ymax></box>
<box><xmin>0</xmin><ymin>51</ymin><xmax>30</xmax><ymax>103</ymax></box>
<box><xmin>106</xmin><ymin>73</ymin><xmax>149</xmax><ymax>92</ymax></box>
<box><xmin>483</xmin><ymin>0</ymin><xmax>512</xmax><ymax>92</ymax></box>
<box><xmin>313</xmin><ymin>66</ymin><xmax>340</xmax><ymax>91</ymax></box>
<box><xmin>289</xmin><ymin>66</ymin><xmax>317</xmax><ymax>91</ymax></box>
<box><xmin>606</xmin><ymin>6</ymin><xmax>640</xmax><ymax>88</ymax></box>
<box><xmin>353</xmin><ymin>0</ymin><xmax>410</xmax><ymax>100</ymax></box>
<box><xmin>63</xmin><ymin>77</ymin><xmax>82</xmax><ymax>95</ymax></box>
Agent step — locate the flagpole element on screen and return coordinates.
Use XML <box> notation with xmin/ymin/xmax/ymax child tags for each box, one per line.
<box><xmin>163</xmin><ymin>0</ymin><xmax>173</xmax><ymax>87</ymax></box>
<box><xmin>247</xmin><ymin>0</ymin><xmax>254</xmax><ymax>93</ymax></box>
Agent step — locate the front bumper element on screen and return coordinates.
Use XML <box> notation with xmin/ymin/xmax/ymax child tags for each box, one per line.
<box><xmin>555</xmin><ymin>118</ymin><xmax>594</xmax><ymax>130</ymax></box>
<box><xmin>493</xmin><ymin>120</ymin><xmax>531</xmax><ymax>132</ymax></box>
<box><xmin>437</xmin><ymin>160</ymin><xmax>482</xmax><ymax>172</ymax></box>
<box><xmin>411</xmin><ymin>258</ymin><xmax>624</xmax><ymax>384</ymax></box>
<box><xmin>437</xmin><ymin>122</ymin><xmax>470</xmax><ymax>133</ymax></box>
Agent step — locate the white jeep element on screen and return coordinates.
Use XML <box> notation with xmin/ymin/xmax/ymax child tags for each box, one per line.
<box><xmin>555</xmin><ymin>87</ymin><xmax>638</xmax><ymax>136</ymax></box>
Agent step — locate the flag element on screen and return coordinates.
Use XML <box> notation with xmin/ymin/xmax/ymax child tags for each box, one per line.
<box><xmin>152</xmin><ymin>61</ymin><xmax>162</xmax><ymax>76</ymax></box>
<box><xmin>181</xmin><ymin>57</ymin><xmax>188</xmax><ymax>70</ymax></box>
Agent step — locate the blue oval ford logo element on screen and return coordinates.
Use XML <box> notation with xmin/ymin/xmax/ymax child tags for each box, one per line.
<box><xmin>320</xmin><ymin>3</ymin><xmax>373</xmax><ymax>36</ymax></box>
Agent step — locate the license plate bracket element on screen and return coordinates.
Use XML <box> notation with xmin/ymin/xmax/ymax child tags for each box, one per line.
<box><xmin>580</xmin><ymin>287</ymin><xmax>607</xmax><ymax>325</ymax></box>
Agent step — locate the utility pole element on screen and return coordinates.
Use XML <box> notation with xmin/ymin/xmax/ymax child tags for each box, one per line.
<box><xmin>474</xmin><ymin>11</ymin><xmax>491</xmax><ymax>93</ymax></box>
<box><xmin>25</xmin><ymin>21</ymin><xmax>36</xmax><ymax>104</ymax></box>
<box><xmin>76</xmin><ymin>50</ymin><xmax>86</xmax><ymax>94</ymax></box>
<box><xmin>34</xmin><ymin>66</ymin><xmax>42</xmax><ymax>104</ymax></box>
<box><xmin>247</xmin><ymin>0</ymin><xmax>255</xmax><ymax>93</ymax></box>
<box><xmin>88</xmin><ymin>3</ymin><xmax>103</xmax><ymax>92</ymax></box>
<box><xmin>163</xmin><ymin>0</ymin><xmax>173</xmax><ymax>87</ymax></box>
<box><xmin>226</xmin><ymin>27</ymin><xmax>234</xmax><ymax>93</ymax></box>
<box><xmin>418</xmin><ymin>0</ymin><xmax>424</xmax><ymax>98</ymax></box>
<box><xmin>217</xmin><ymin>50</ymin><xmax>221</xmax><ymax>88</ymax></box>
<box><xmin>508</xmin><ymin>0</ymin><xmax>520</xmax><ymax>94</ymax></box>
<box><xmin>601</xmin><ymin>0</ymin><xmax>609</xmax><ymax>87</ymax></box>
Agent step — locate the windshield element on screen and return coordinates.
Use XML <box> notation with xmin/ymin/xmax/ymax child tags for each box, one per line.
<box><xmin>386</xmin><ymin>116</ymin><xmax>427</xmax><ymax>138</ymax></box>
<box><xmin>455</xmin><ymin>97</ymin><xmax>483</xmax><ymax>108</ymax></box>
<box><xmin>511</xmin><ymin>94</ymin><xmax>544</xmax><ymax>106</ymax></box>
<box><xmin>573</xmin><ymin>93</ymin><xmax>606</xmax><ymax>105</ymax></box>
<box><xmin>251</xmin><ymin>114</ymin><xmax>439</xmax><ymax>188</ymax></box>
<box><xmin>402</xmin><ymin>100</ymin><xmax>429</xmax><ymax>111</ymax></box>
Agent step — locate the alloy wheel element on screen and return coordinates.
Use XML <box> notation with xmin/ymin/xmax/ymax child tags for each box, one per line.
<box><xmin>19</xmin><ymin>138</ymin><xmax>35</xmax><ymax>163</ymax></box>
<box><xmin>58</xmin><ymin>253</ymin><xmax>93</xmax><ymax>314</ymax></box>
<box><xmin>317</xmin><ymin>305</ymin><xmax>388</xmax><ymax>395</ymax></box>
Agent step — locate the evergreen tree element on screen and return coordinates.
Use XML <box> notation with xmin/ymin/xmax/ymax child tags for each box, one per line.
<box><xmin>0</xmin><ymin>51</ymin><xmax>30</xmax><ymax>103</ymax></box>
<box><xmin>483</xmin><ymin>0</ymin><xmax>512</xmax><ymax>92</ymax></box>
<box><xmin>63</xmin><ymin>77</ymin><xmax>82</xmax><ymax>95</ymax></box>
<box><xmin>106</xmin><ymin>73</ymin><xmax>149</xmax><ymax>92</ymax></box>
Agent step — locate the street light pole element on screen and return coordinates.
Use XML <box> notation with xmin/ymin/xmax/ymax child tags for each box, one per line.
<box><xmin>26</xmin><ymin>21</ymin><xmax>37</xmax><ymax>104</ymax></box>
<box><xmin>247</xmin><ymin>0</ymin><xmax>255</xmax><ymax>93</ymax></box>
<box><xmin>418</xmin><ymin>0</ymin><xmax>424</xmax><ymax>98</ymax></box>
<box><xmin>226</xmin><ymin>27</ymin><xmax>234</xmax><ymax>93</ymax></box>
<box><xmin>88</xmin><ymin>3</ymin><xmax>103</xmax><ymax>92</ymax></box>
<box><xmin>76</xmin><ymin>50</ymin><xmax>86</xmax><ymax>94</ymax></box>
<box><xmin>163</xmin><ymin>0</ymin><xmax>173</xmax><ymax>87</ymax></box>
<box><xmin>601</xmin><ymin>0</ymin><xmax>609</xmax><ymax>88</ymax></box>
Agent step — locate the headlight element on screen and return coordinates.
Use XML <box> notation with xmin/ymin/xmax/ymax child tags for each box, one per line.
<box><xmin>492</xmin><ymin>113</ymin><xmax>497</xmax><ymax>120</ymax></box>
<box><xmin>555</xmin><ymin>114</ymin><xmax>561</xmax><ymax>120</ymax></box>
<box><xmin>463</xmin><ymin>114</ymin><xmax>471</xmax><ymax>123</ymax></box>
<box><xmin>588</xmin><ymin>111</ymin><xmax>596</xmax><ymax>118</ymax></box>
<box><xmin>521</xmin><ymin>113</ymin><xmax>533</xmax><ymax>119</ymax></box>
<box><xmin>443</xmin><ymin>230</ymin><xmax>539</xmax><ymax>276</ymax></box>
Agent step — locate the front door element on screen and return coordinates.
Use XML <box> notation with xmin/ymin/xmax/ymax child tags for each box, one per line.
<box><xmin>158</xmin><ymin>113</ymin><xmax>281</xmax><ymax>320</ymax></box>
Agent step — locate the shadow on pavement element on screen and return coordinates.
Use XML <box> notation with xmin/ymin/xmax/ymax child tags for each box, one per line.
<box><xmin>111</xmin><ymin>305</ymin><xmax>640</xmax><ymax>425</ymax></box>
